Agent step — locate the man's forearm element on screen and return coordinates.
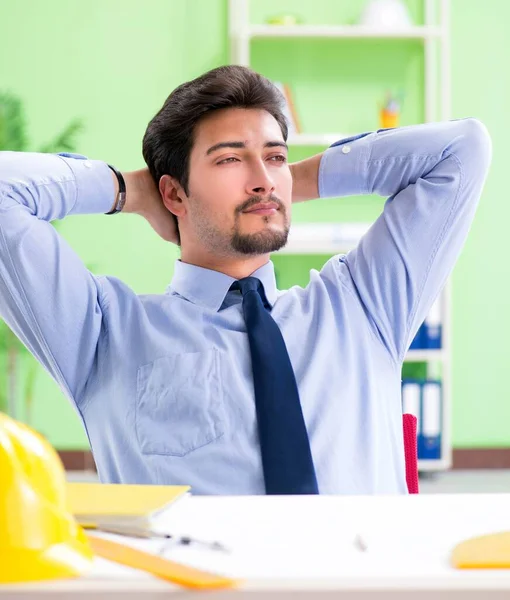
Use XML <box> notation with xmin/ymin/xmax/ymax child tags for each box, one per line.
<box><xmin>0</xmin><ymin>151</ymin><xmax>154</xmax><ymax>219</ymax></box>
<box><xmin>318</xmin><ymin>120</ymin><xmax>491</xmax><ymax>201</ymax></box>
<box><xmin>290</xmin><ymin>153</ymin><xmax>323</xmax><ymax>203</ymax></box>
<box><xmin>118</xmin><ymin>168</ymin><xmax>155</xmax><ymax>215</ymax></box>
<box><xmin>0</xmin><ymin>151</ymin><xmax>114</xmax><ymax>220</ymax></box>
<box><xmin>0</xmin><ymin>152</ymin><xmax>177</xmax><ymax>242</ymax></box>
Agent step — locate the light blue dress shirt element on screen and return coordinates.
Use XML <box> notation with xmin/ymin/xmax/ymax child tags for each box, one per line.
<box><xmin>0</xmin><ymin>119</ymin><xmax>491</xmax><ymax>494</ymax></box>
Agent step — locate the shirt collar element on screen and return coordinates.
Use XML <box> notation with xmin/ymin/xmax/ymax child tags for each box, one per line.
<box><xmin>167</xmin><ymin>260</ymin><xmax>278</xmax><ymax>312</ymax></box>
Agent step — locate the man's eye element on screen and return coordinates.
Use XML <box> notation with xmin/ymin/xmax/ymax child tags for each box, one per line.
<box><xmin>218</xmin><ymin>157</ymin><xmax>239</xmax><ymax>164</ymax></box>
<box><xmin>269</xmin><ymin>155</ymin><xmax>287</xmax><ymax>162</ymax></box>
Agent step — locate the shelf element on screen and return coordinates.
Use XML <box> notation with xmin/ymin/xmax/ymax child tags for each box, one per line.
<box><xmin>405</xmin><ymin>350</ymin><xmax>447</xmax><ymax>362</ymax></box>
<box><xmin>418</xmin><ymin>458</ymin><xmax>450</xmax><ymax>472</ymax></box>
<box><xmin>277</xmin><ymin>222</ymin><xmax>371</xmax><ymax>255</ymax></box>
<box><xmin>288</xmin><ymin>133</ymin><xmax>347</xmax><ymax>147</ymax></box>
<box><xmin>277</xmin><ymin>244</ymin><xmax>354</xmax><ymax>255</ymax></box>
<box><xmin>249</xmin><ymin>25</ymin><xmax>443</xmax><ymax>40</ymax></box>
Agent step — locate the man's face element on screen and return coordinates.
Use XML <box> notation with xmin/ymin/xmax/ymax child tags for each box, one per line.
<box><xmin>184</xmin><ymin>107</ymin><xmax>292</xmax><ymax>256</ymax></box>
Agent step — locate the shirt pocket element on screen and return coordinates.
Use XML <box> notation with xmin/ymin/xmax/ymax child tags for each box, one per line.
<box><xmin>135</xmin><ymin>349</ymin><xmax>225</xmax><ymax>457</ymax></box>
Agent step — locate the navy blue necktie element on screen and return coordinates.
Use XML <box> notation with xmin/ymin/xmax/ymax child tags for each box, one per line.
<box><xmin>232</xmin><ymin>277</ymin><xmax>319</xmax><ymax>495</ymax></box>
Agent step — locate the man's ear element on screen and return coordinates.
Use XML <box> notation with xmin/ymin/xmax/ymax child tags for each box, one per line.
<box><xmin>159</xmin><ymin>175</ymin><xmax>188</xmax><ymax>218</ymax></box>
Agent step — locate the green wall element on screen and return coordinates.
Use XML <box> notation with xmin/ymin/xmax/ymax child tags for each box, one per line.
<box><xmin>0</xmin><ymin>0</ymin><xmax>507</xmax><ymax>448</ymax></box>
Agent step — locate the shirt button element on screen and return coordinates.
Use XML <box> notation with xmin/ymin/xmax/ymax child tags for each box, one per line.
<box><xmin>342</xmin><ymin>146</ymin><xmax>351</xmax><ymax>154</ymax></box>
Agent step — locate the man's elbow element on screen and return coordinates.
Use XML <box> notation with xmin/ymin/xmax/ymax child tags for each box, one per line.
<box><xmin>453</xmin><ymin>118</ymin><xmax>492</xmax><ymax>175</ymax></box>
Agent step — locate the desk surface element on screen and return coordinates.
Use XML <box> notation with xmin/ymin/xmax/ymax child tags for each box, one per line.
<box><xmin>3</xmin><ymin>493</ymin><xmax>510</xmax><ymax>598</ymax></box>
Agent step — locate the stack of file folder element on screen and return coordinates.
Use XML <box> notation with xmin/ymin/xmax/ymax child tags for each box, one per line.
<box><xmin>409</xmin><ymin>296</ymin><xmax>443</xmax><ymax>350</ymax></box>
<box><xmin>66</xmin><ymin>482</ymin><xmax>190</xmax><ymax>528</ymax></box>
<box><xmin>401</xmin><ymin>379</ymin><xmax>442</xmax><ymax>460</ymax></box>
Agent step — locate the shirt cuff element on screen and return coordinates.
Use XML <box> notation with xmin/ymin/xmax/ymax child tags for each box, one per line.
<box><xmin>57</xmin><ymin>153</ymin><xmax>115</xmax><ymax>215</ymax></box>
<box><xmin>318</xmin><ymin>132</ymin><xmax>373</xmax><ymax>198</ymax></box>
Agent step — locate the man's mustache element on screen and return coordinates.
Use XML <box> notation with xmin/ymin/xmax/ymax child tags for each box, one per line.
<box><xmin>236</xmin><ymin>195</ymin><xmax>285</xmax><ymax>214</ymax></box>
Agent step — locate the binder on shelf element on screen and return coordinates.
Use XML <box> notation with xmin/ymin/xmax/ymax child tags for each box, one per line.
<box><xmin>409</xmin><ymin>324</ymin><xmax>425</xmax><ymax>350</ymax></box>
<box><xmin>401</xmin><ymin>379</ymin><xmax>421</xmax><ymax>429</ymax></box>
<box><xmin>419</xmin><ymin>380</ymin><xmax>442</xmax><ymax>460</ymax></box>
<box><xmin>408</xmin><ymin>295</ymin><xmax>443</xmax><ymax>351</ymax></box>
<box><xmin>402</xmin><ymin>379</ymin><xmax>442</xmax><ymax>461</ymax></box>
<box><xmin>402</xmin><ymin>380</ymin><xmax>421</xmax><ymax>457</ymax></box>
<box><xmin>423</xmin><ymin>296</ymin><xmax>442</xmax><ymax>349</ymax></box>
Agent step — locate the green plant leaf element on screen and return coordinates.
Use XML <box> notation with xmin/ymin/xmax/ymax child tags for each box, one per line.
<box><xmin>39</xmin><ymin>119</ymin><xmax>84</xmax><ymax>154</ymax></box>
<box><xmin>0</xmin><ymin>92</ymin><xmax>28</xmax><ymax>151</ymax></box>
<box><xmin>0</xmin><ymin>91</ymin><xmax>85</xmax><ymax>419</ymax></box>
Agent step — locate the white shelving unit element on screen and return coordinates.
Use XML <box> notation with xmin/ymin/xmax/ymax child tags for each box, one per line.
<box><xmin>229</xmin><ymin>1</ymin><xmax>452</xmax><ymax>473</ymax></box>
<box><xmin>287</xmin><ymin>133</ymin><xmax>348</xmax><ymax>147</ymax></box>
<box><xmin>249</xmin><ymin>24</ymin><xmax>443</xmax><ymax>39</ymax></box>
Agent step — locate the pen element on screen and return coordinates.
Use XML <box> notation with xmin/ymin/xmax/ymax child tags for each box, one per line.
<box><xmin>95</xmin><ymin>522</ymin><xmax>229</xmax><ymax>553</ymax></box>
<box><xmin>353</xmin><ymin>533</ymin><xmax>368</xmax><ymax>552</ymax></box>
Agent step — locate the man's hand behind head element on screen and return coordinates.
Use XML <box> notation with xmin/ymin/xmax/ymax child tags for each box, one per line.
<box><xmin>123</xmin><ymin>168</ymin><xmax>179</xmax><ymax>244</ymax></box>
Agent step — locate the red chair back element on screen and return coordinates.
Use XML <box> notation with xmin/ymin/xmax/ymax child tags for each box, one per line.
<box><xmin>403</xmin><ymin>413</ymin><xmax>419</xmax><ymax>494</ymax></box>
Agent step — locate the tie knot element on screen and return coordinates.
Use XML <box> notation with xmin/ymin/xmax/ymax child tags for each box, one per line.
<box><xmin>230</xmin><ymin>277</ymin><xmax>271</xmax><ymax>309</ymax></box>
<box><xmin>232</xmin><ymin>277</ymin><xmax>261</xmax><ymax>295</ymax></box>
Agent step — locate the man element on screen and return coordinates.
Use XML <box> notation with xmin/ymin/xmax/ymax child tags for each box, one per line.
<box><xmin>0</xmin><ymin>66</ymin><xmax>491</xmax><ymax>495</ymax></box>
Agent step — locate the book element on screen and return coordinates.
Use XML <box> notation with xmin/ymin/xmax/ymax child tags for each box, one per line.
<box><xmin>273</xmin><ymin>81</ymin><xmax>301</xmax><ymax>135</ymax></box>
<box><xmin>66</xmin><ymin>482</ymin><xmax>190</xmax><ymax>527</ymax></box>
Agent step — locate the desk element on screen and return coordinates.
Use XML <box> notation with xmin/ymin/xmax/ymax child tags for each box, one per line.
<box><xmin>3</xmin><ymin>494</ymin><xmax>510</xmax><ymax>598</ymax></box>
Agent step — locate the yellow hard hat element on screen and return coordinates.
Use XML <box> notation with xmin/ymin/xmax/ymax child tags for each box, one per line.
<box><xmin>0</xmin><ymin>413</ymin><xmax>93</xmax><ymax>583</ymax></box>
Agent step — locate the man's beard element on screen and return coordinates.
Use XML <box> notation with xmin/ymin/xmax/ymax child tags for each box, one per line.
<box><xmin>231</xmin><ymin>220</ymin><xmax>289</xmax><ymax>254</ymax></box>
<box><xmin>230</xmin><ymin>194</ymin><xmax>289</xmax><ymax>254</ymax></box>
<box><xmin>190</xmin><ymin>194</ymin><xmax>290</xmax><ymax>256</ymax></box>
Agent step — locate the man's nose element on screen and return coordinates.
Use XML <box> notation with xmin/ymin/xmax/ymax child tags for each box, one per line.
<box><xmin>247</xmin><ymin>165</ymin><xmax>276</xmax><ymax>196</ymax></box>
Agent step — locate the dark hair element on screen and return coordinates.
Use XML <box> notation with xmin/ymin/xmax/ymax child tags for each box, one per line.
<box><xmin>142</xmin><ymin>65</ymin><xmax>289</xmax><ymax>243</ymax></box>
